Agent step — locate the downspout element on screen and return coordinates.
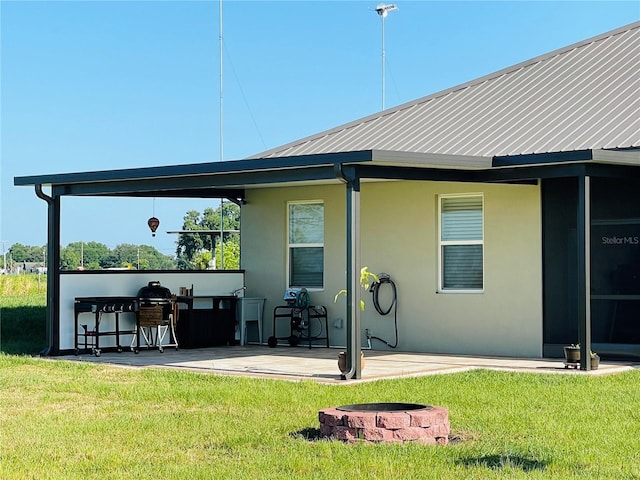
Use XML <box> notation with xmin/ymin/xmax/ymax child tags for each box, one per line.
<box><xmin>334</xmin><ymin>164</ymin><xmax>362</xmax><ymax>380</ymax></box>
<box><xmin>35</xmin><ymin>184</ymin><xmax>60</xmax><ymax>356</ymax></box>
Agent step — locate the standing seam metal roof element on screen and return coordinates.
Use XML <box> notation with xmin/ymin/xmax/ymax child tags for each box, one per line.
<box><xmin>249</xmin><ymin>22</ymin><xmax>640</xmax><ymax>160</ymax></box>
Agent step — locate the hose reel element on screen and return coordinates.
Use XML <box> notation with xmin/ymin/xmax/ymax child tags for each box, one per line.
<box><xmin>367</xmin><ymin>273</ymin><xmax>399</xmax><ymax>349</ymax></box>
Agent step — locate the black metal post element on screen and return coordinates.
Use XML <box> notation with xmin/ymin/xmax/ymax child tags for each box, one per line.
<box><xmin>35</xmin><ymin>185</ymin><xmax>61</xmax><ymax>355</ymax></box>
<box><xmin>577</xmin><ymin>175</ymin><xmax>591</xmax><ymax>370</ymax></box>
<box><xmin>337</xmin><ymin>165</ymin><xmax>362</xmax><ymax>380</ymax></box>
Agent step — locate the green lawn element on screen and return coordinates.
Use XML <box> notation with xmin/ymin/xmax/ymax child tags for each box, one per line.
<box><xmin>1</xmin><ymin>278</ymin><xmax>639</xmax><ymax>479</ymax></box>
<box><xmin>1</xmin><ymin>354</ymin><xmax>638</xmax><ymax>480</ymax></box>
<box><xmin>1</xmin><ymin>275</ymin><xmax>47</xmax><ymax>354</ymax></box>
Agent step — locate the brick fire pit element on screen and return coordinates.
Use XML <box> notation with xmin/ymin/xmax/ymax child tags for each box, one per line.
<box><xmin>318</xmin><ymin>403</ymin><xmax>449</xmax><ymax>444</ymax></box>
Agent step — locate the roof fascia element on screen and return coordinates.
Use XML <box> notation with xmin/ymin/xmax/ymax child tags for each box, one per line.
<box><xmin>591</xmin><ymin>149</ymin><xmax>640</xmax><ymax>166</ymax></box>
<box><xmin>368</xmin><ymin>149</ymin><xmax>492</xmax><ymax>169</ymax></box>
<box><xmin>353</xmin><ymin>163</ymin><xmax>582</xmax><ymax>183</ymax></box>
<box><xmin>14</xmin><ymin>151</ymin><xmax>374</xmax><ymax>189</ymax></box>
<box><xmin>492</xmin><ymin>150</ymin><xmax>594</xmax><ymax>167</ymax></box>
<box><xmin>493</xmin><ymin>149</ymin><xmax>640</xmax><ymax>169</ymax></box>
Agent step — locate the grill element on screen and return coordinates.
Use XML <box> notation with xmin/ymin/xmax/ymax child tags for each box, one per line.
<box><xmin>132</xmin><ymin>281</ymin><xmax>178</xmax><ymax>353</ymax></box>
<box><xmin>137</xmin><ymin>281</ymin><xmax>173</xmax><ymax>309</ymax></box>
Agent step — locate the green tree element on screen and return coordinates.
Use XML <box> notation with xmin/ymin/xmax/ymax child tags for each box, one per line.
<box><xmin>138</xmin><ymin>245</ymin><xmax>175</xmax><ymax>270</ymax></box>
<box><xmin>60</xmin><ymin>241</ymin><xmax>109</xmax><ymax>270</ymax></box>
<box><xmin>107</xmin><ymin>244</ymin><xmax>175</xmax><ymax>270</ymax></box>
<box><xmin>9</xmin><ymin>243</ymin><xmax>46</xmax><ymax>263</ymax></box>
<box><xmin>58</xmin><ymin>242</ymin><xmax>174</xmax><ymax>270</ymax></box>
<box><xmin>60</xmin><ymin>244</ymin><xmax>81</xmax><ymax>270</ymax></box>
<box><xmin>83</xmin><ymin>242</ymin><xmax>110</xmax><ymax>268</ymax></box>
<box><xmin>175</xmin><ymin>202</ymin><xmax>240</xmax><ymax>270</ymax></box>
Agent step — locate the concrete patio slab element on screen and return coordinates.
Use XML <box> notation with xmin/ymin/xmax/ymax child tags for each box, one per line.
<box><xmin>61</xmin><ymin>346</ymin><xmax>638</xmax><ymax>383</ymax></box>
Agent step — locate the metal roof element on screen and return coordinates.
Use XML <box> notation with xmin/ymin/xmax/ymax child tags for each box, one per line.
<box><xmin>249</xmin><ymin>22</ymin><xmax>640</xmax><ymax>160</ymax></box>
<box><xmin>14</xmin><ymin>22</ymin><xmax>640</xmax><ymax>198</ymax></box>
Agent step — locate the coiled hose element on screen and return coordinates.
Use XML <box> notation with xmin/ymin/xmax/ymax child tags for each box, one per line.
<box><xmin>369</xmin><ymin>273</ymin><xmax>398</xmax><ymax>348</ymax></box>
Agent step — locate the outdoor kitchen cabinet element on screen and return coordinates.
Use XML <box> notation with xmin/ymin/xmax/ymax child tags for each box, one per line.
<box><xmin>175</xmin><ymin>295</ymin><xmax>237</xmax><ymax>348</ymax></box>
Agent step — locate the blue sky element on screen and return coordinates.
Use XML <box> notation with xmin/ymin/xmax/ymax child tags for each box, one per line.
<box><xmin>1</xmin><ymin>0</ymin><xmax>638</xmax><ymax>259</ymax></box>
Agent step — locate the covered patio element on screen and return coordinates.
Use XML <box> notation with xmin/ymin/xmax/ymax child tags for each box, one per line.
<box><xmin>14</xmin><ymin>22</ymin><xmax>640</xmax><ymax>377</ymax></box>
<box><xmin>61</xmin><ymin>346</ymin><xmax>636</xmax><ymax>384</ymax></box>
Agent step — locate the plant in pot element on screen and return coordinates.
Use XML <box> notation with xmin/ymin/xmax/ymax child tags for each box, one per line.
<box><xmin>563</xmin><ymin>343</ymin><xmax>599</xmax><ymax>369</ymax></box>
<box><xmin>590</xmin><ymin>350</ymin><xmax>600</xmax><ymax>370</ymax></box>
<box><xmin>563</xmin><ymin>343</ymin><xmax>581</xmax><ymax>363</ymax></box>
<box><xmin>334</xmin><ymin>267</ymin><xmax>378</xmax><ymax>373</ymax></box>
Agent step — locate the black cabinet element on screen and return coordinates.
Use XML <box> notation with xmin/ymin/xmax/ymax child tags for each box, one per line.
<box><xmin>176</xmin><ymin>296</ymin><xmax>237</xmax><ymax>348</ymax></box>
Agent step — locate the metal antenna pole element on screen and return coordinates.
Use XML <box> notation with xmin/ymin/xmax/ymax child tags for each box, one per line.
<box><xmin>219</xmin><ymin>0</ymin><xmax>224</xmax><ymax>163</ymax></box>
<box><xmin>375</xmin><ymin>4</ymin><xmax>397</xmax><ymax>111</ymax></box>
<box><xmin>381</xmin><ymin>13</ymin><xmax>385</xmax><ymax>110</ymax></box>
<box><xmin>219</xmin><ymin>0</ymin><xmax>225</xmax><ymax>269</ymax></box>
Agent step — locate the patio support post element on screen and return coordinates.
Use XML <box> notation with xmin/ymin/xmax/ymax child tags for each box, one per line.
<box><xmin>335</xmin><ymin>164</ymin><xmax>362</xmax><ymax>380</ymax></box>
<box><xmin>577</xmin><ymin>174</ymin><xmax>592</xmax><ymax>370</ymax></box>
<box><xmin>35</xmin><ymin>185</ymin><xmax>61</xmax><ymax>355</ymax></box>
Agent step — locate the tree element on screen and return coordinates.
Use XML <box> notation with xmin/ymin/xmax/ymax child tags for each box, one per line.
<box><xmin>106</xmin><ymin>244</ymin><xmax>175</xmax><ymax>270</ymax></box>
<box><xmin>60</xmin><ymin>241</ymin><xmax>109</xmax><ymax>270</ymax></box>
<box><xmin>175</xmin><ymin>202</ymin><xmax>240</xmax><ymax>270</ymax></box>
<box><xmin>9</xmin><ymin>243</ymin><xmax>46</xmax><ymax>263</ymax></box>
<box><xmin>57</xmin><ymin>242</ymin><xmax>175</xmax><ymax>270</ymax></box>
<box><xmin>83</xmin><ymin>242</ymin><xmax>110</xmax><ymax>268</ymax></box>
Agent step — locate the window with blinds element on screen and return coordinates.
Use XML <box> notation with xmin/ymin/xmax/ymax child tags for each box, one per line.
<box><xmin>439</xmin><ymin>195</ymin><xmax>483</xmax><ymax>291</ymax></box>
<box><xmin>288</xmin><ymin>201</ymin><xmax>324</xmax><ymax>288</ymax></box>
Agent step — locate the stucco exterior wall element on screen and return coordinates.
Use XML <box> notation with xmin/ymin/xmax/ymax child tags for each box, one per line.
<box><xmin>241</xmin><ymin>180</ymin><xmax>542</xmax><ymax>357</ymax></box>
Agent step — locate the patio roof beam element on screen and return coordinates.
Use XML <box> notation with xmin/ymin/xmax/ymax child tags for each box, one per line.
<box><xmin>352</xmin><ymin>163</ymin><xmax>586</xmax><ymax>184</ymax></box>
<box><xmin>98</xmin><ymin>188</ymin><xmax>246</xmax><ymax>199</ymax></box>
<box><xmin>51</xmin><ymin>166</ymin><xmax>339</xmax><ymax>198</ymax></box>
<box><xmin>13</xmin><ymin>151</ymin><xmax>375</xmax><ymax>187</ymax></box>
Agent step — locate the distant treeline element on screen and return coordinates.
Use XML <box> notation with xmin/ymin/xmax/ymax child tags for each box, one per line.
<box><xmin>3</xmin><ymin>204</ymin><xmax>241</xmax><ymax>272</ymax></box>
<box><xmin>3</xmin><ymin>242</ymin><xmax>175</xmax><ymax>271</ymax></box>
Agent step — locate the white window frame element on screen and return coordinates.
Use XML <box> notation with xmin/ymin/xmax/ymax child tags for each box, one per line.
<box><xmin>287</xmin><ymin>200</ymin><xmax>324</xmax><ymax>290</ymax></box>
<box><xmin>438</xmin><ymin>194</ymin><xmax>484</xmax><ymax>293</ymax></box>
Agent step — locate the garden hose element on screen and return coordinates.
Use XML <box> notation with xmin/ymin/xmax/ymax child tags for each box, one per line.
<box><xmin>369</xmin><ymin>273</ymin><xmax>398</xmax><ymax>348</ymax></box>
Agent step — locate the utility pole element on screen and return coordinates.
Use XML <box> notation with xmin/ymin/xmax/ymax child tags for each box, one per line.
<box><xmin>1</xmin><ymin>241</ymin><xmax>8</xmax><ymax>272</ymax></box>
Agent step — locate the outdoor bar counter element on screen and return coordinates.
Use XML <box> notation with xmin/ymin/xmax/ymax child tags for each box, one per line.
<box><xmin>60</xmin><ymin>270</ymin><xmax>245</xmax><ymax>355</ymax></box>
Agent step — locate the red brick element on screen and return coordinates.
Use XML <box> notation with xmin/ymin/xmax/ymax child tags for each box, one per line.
<box><xmin>345</xmin><ymin>411</ymin><xmax>377</xmax><ymax>428</ymax></box>
<box><xmin>332</xmin><ymin>426</ymin><xmax>358</xmax><ymax>442</ymax></box>
<box><xmin>323</xmin><ymin>423</ymin><xmax>338</xmax><ymax>436</ymax></box>
<box><xmin>434</xmin><ymin>423</ymin><xmax>451</xmax><ymax>436</ymax></box>
<box><xmin>393</xmin><ymin>427</ymin><xmax>428</xmax><ymax>442</ymax></box>
<box><xmin>431</xmin><ymin>406</ymin><xmax>449</xmax><ymax>424</ymax></box>
<box><xmin>319</xmin><ymin>408</ymin><xmax>345</xmax><ymax>427</ymax></box>
<box><xmin>377</xmin><ymin>412</ymin><xmax>410</xmax><ymax>429</ymax></box>
<box><xmin>409</xmin><ymin>409</ymin><xmax>438</xmax><ymax>427</ymax></box>
<box><xmin>362</xmin><ymin>427</ymin><xmax>394</xmax><ymax>442</ymax></box>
